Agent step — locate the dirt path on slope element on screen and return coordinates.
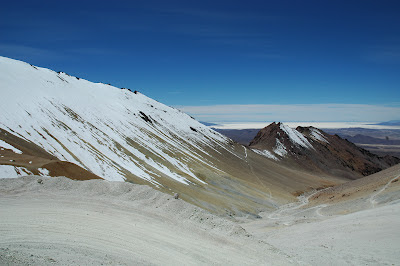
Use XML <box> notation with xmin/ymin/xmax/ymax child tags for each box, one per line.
<box><xmin>247</xmin><ymin>170</ymin><xmax>400</xmax><ymax>227</ymax></box>
<box><xmin>369</xmin><ymin>175</ymin><xmax>400</xmax><ymax>207</ymax></box>
<box><xmin>242</xmin><ymin>146</ymin><xmax>273</xmax><ymax>200</ymax></box>
<box><xmin>241</xmin><ymin>165</ymin><xmax>400</xmax><ymax>265</ymax></box>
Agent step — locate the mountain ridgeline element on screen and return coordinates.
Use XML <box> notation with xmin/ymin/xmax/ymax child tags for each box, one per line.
<box><xmin>0</xmin><ymin>56</ymin><xmax>351</xmax><ymax>216</ymax></box>
<box><xmin>249</xmin><ymin>122</ymin><xmax>400</xmax><ymax>179</ymax></box>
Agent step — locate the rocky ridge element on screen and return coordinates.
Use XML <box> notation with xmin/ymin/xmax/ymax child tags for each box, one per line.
<box><xmin>249</xmin><ymin>122</ymin><xmax>400</xmax><ymax>179</ymax></box>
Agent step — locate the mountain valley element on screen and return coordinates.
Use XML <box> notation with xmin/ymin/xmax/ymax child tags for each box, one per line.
<box><xmin>0</xmin><ymin>56</ymin><xmax>349</xmax><ymax>216</ymax></box>
<box><xmin>0</xmin><ymin>56</ymin><xmax>399</xmax><ymax>265</ymax></box>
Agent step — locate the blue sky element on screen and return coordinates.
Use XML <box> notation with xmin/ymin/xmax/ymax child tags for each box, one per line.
<box><xmin>1</xmin><ymin>0</ymin><xmax>399</xmax><ymax>122</ymax></box>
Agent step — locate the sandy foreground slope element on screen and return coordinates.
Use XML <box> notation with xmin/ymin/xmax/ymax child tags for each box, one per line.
<box><xmin>254</xmin><ymin>203</ymin><xmax>400</xmax><ymax>265</ymax></box>
<box><xmin>0</xmin><ymin>176</ymin><xmax>295</xmax><ymax>265</ymax></box>
<box><xmin>1</xmin><ymin>170</ymin><xmax>400</xmax><ymax>265</ymax></box>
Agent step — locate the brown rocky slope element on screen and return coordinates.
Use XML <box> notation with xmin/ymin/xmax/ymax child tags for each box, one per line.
<box><xmin>249</xmin><ymin>122</ymin><xmax>400</xmax><ymax>179</ymax></box>
<box><xmin>0</xmin><ymin>128</ymin><xmax>102</xmax><ymax>181</ymax></box>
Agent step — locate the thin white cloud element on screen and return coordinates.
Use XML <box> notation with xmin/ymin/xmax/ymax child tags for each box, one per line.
<box><xmin>176</xmin><ymin>103</ymin><xmax>400</xmax><ymax>123</ymax></box>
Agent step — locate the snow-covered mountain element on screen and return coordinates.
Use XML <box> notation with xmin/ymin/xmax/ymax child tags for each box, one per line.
<box><xmin>0</xmin><ymin>56</ymin><xmax>348</xmax><ymax>215</ymax></box>
<box><xmin>249</xmin><ymin>122</ymin><xmax>400</xmax><ymax>179</ymax></box>
<box><xmin>0</xmin><ymin>56</ymin><xmax>234</xmax><ymax>184</ymax></box>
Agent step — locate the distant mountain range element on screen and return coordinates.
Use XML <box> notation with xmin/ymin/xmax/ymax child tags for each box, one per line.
<box><xmin>214</xmin><ymin>128</ymin><xmax>260</xmax><ymax>145</ymax></box>
<box><xmin>373</xmin><ymin>120</ymin><xmax>400</xmax><ymax>126</ymax></box>
<box><xmin>199</xmin><ymin>121</ymin><xmax>219</xmax><ymax>126</ymax></box>
<box><xmin>335</xmin><ymin>134</ymin><xmax>400</xmax><ymax>145</ymax></box>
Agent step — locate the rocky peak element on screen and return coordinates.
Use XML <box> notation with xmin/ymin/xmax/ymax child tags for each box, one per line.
<box><xmin>249</xmin><ymin>122</ymin><xmax>281</xmax><ymax>148</ymax></box>
<box><xmin>249</xmin><ymin>122</ymin><xmax>400</xmax><ymax>179</ymax></box>
<box><xmin>250</xmin><ymin>122</ymin><xmax>314</xmax><ymax>157</ymax></box>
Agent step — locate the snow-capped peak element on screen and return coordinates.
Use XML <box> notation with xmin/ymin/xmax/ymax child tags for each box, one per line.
<box><xmin>309</xmin><ymin>128</ymin><xmax>329</xmax><ymax>143</ymax></box>
<box><xmin>279</xmin><ymin>123</ymin><xmax>314</xmax><ymax>149</ymax></box>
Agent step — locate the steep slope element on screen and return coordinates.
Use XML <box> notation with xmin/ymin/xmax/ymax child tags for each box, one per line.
<box><xmin>0</xmin><ymin>56</ymin><xmax>347</xmax><ymax>215</ymax></box>
<box><xmin>249</xmin><ymin>122</ymin><xmax>400</xmax><ymax>179</ymax></box>
<box><xmin>0</xmin><ymin>127</ymin><xmax>102</xmax><ymax>180</ymax></box>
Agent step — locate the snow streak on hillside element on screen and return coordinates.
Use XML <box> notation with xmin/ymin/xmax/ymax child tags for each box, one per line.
<box><xmin>0</xmin><ymin>56</ymin><xmax>233</xmax><ymax>185</ymax></box>
<box><xmin>0</xmin><ymin>140</ymin><xmax>22</xmax><ymax>154</ymax></box>
<box><xmin>279</xmin><ymin>123</ymin><xmax>313</xmax><ymax>149</ymax></box>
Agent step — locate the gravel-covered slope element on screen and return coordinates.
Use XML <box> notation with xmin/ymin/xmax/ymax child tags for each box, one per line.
<box><xmin>0</xmin><ymin>176</ymin><xmax>295</xmax><ymax>265</ymax></box>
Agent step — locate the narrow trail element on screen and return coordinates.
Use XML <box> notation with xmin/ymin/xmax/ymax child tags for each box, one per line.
<box><xmin>242</xmin><ymin>146</ymin><xmax>273</xmax><ymax>200</ymax></box>
<box><xmin>370</xmin><ymin>175</ymin><xmax>400</xmax><ymax>207</ymax></box>
<box><xmin>267</xmin><ymin>189</ymin><xmax>329</xmax><ymax>220</ymax></box>
<box><xmin>267</xmin><ymin>174</ymin><xmax>400</xmax><ymax>221</ymax></box>
<box><xmin>315</xmin><ymin>204</ymin><xmax>328</xmax><ymax>217</ymax></box>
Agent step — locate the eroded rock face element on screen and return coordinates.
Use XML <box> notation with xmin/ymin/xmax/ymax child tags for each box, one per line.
<box><xmin>250</xmin><ymin>122</ymin><xmax>400</xmax><ymax>179</ymax></box>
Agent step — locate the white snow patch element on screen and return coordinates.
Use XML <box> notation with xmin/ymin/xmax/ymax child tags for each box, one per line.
<box><xmin>279</xmin><ymin>124</ymin><xmax>314</xmax><ymax>149</ymax></box>
<box><xmin>38</xmin><ymin>168</ymin><xmax>50</xmax><ymax>176</ymax></box>
<box><xmin>0</xmin><ymin>165</ymin><xmax>33</xmax><ymax>178</ymax></box>
<box><xmin>0</xmin><ymin>140</ymin><xmax>22</xmax><ymax>154</ymax></box>
<box><xmin>0</xmin><ymin>165</ymin><xmax>19</xmax><ymax>178</ymax></box>
<box><xmin>252</xmin><ymin>149</ymin><xmax>279</xmax><ymax>161</ymax></box>
<box><xmin>273</xmin><ymin>139</ymin><xmax>288</xmax><ymax>157</ymax></box>
<box><xmin>309</xmin><ymin>128</ymin><xmax>329</xmax><ymax>143</ymax></box>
